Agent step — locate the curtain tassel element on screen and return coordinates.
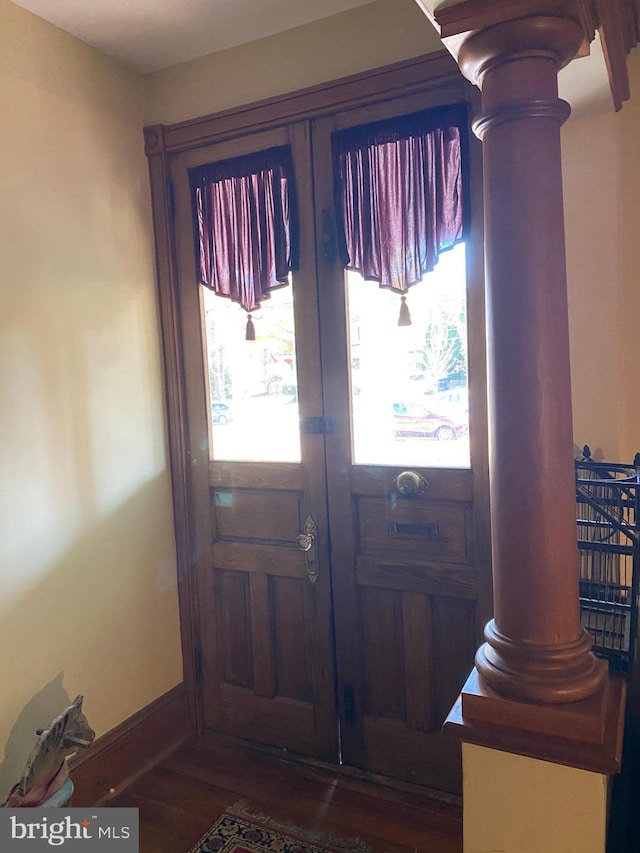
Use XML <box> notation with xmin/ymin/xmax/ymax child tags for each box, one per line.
<box><xmin>398</xmin><ymin>295</ymin><xmax>412</xmax><ymax>326</ymax></box>
<box><xmin>245</xmin><ymin>314</ymin><xmax>256</xmax><ymax>341</ymax></box>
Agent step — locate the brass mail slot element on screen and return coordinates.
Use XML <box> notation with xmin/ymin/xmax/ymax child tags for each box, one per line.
<box><xmin>389</xmin><ymin>521</ymin><xmax>439</xmax><ymax>541</ymax></box>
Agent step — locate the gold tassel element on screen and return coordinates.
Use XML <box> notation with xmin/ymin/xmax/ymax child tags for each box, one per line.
<box><xmin>245</xmin><ymin>314</ymin><xmax>256</xmax><ymax>341</ymax></box>
<box><xmin>397</xmin><ymin>295</ymin><xmax>411</xmax><ymax>326</ymax></box>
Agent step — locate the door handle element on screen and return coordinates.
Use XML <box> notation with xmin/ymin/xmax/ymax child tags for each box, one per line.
<box><xmin>296</xmin><ymin>515</ymin><xmax>318</xmax><ymax>584</ymax></box>
<box><xmin>395</xmin><ymin>471</ymin><xmax>428</xmax><ymax>498</ymax></box>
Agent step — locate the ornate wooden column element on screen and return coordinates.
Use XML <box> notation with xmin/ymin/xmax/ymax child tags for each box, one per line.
<box><xmin>461</xmin><ymin>16</ymin><xmax>605</xmax><ymax>705</ymax></box>
<box><xmin>419</xmin><ymin>2</ymin><xmax>626</xmax><ymax>771</ymax></box>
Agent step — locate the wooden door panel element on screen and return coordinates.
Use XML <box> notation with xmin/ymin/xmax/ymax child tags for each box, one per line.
<box><xmin>211</xmin><ymin>460</ymin><xmax>305</xmax><ymax>491</ymax></box>
<box><xmin>402</xmin><ymin>591</ymin><xmax>434</xmax><ymax>733</ymax></box>
<box><xmin>343</xmin><ymin>463</ymin><xmax>478</xmax><ymax>791</ymax></box>
<box><xmin>355</xmin><ymin>556</ymin><xmax>477</xmax><ymax>599</ymax></box>
<box><xmin>214</xmin><ymin>489</ymin><xmax>303</xmax><ymax>542</ymax></box>
<box><xmin>431</xmin><ymin>597</ymin><xmax>477</xmax><ymax>727</ymax></box>
<box><xmin>350</xmin><ymin>466</ymin><xmax>473</xmax><ymax>501</ymax></box>
<box><xmin>215</xmin><ymin>686</ymin><xmax>317</xmax><ymax>754</ymax></box>
<box><xmin>213</xmin><ymin>542</ymin><xmax>307</xmax><ymax>578</ymax></box>
<box><xmin>205</xmin><ymin>459</ymin><xmax>331</xmax><ymax>751</ymax></box>
<box><xmin>357</xmin><ymin>497</ymin><xmax>471</xmax><ymax>563</ymax></box>
<box><xmin>358</xmin><ymin>583</ymin><xmax>475</xmax><ymax>792</ymax></box>
<box><xmin>211</xmin><ymin>568</ymin><xmax>316</xmax><ymax>704</ymax></box>
<box><xmin>311</xmin><ymin>97</ymin><xmax>488</xmax><ymax>794</ymax></box>
<box><xmin>272</xmin><ymin>577</ymin><xmax>314</xmax><ymax>702</ymax></box>
<box><xmin>361</xmin><ymin>587</ymin><xmax>406</xmax><ymax>720</ymax></box>
<box><xmin>362</xmin><ymin>718</ymin><xmax>461</xmax><ymax>792</ymax></box>
<box><xmin>173</xmin><ymin>126</ymin><xmax>338</xmax><ymax>763</ymax></box>
<box><xmin>214</xmin><ymin>569</ymin><xmax>253</xmax><ymax>688</ymax></box>
<box><xmin>249</xmin><ymin>573</ymin><xmax>276</xmax><ymax>698</ymax></box>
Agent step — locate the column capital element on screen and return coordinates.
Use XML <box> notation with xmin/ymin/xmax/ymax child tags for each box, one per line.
<box><xmin>417</xmin><ymin>0</ymin><xmax>640</xmax><ymax>111</ymax></box>
<box><xmin>418</xmin><ymin>0</ymin><xmax>597</xmax><ymax>66</ymax></box>
<box><xmin>457</xmin><ymin>14</ymin><xmax>584</xmax><ymax>88</ymax></box>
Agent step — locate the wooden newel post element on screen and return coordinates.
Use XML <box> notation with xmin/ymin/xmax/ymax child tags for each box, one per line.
<box><xmin>458</xmin><ymin>16</ymin><xmax>607</xmax><ymax>705</ymax></box>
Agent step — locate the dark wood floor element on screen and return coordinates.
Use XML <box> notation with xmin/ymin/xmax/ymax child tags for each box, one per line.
<box><xmin>111</xmin><ymin>736</ymin><xmax>463</xmax><ymax>852</ymax></box>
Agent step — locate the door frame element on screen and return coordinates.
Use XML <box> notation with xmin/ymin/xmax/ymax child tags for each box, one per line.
<box><xmin>143</xmin><ymin>50</ymin><xmax>490</xmax><ymax>738</ymax></box>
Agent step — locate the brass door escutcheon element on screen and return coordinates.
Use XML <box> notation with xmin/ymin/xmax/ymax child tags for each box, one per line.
<box><xmin>395</xmin><ymin>471</ymin><xmax>428</xmax><ymax>498</ymax></box>
<box><xmin>296</xmin><ymin>515</ymin><xmax>318</xmax><ymax>583</ymax></box>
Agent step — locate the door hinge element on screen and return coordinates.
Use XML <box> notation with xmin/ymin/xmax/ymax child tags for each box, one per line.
<box><xmin>194</xmin><ymin>644</ymin><xmax>203</xmax><ymax>684</ymax></box>
<box><xmin>166</xmin><ymin>180</ymin><xmax>176</xmax><ymax>219</ymax></box>
<box><xmin>300</xmin><ymin>415</ymin><xmax>335</xmax><ymax>435</ymax></box>
<box><xmin>343</xmin><ymin>682</ymin><xmax>356</xmax><ymax>726</ymax></box>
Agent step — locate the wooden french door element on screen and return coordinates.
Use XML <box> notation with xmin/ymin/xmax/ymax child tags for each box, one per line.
<box><xmin>310</xmin><ymin>94</ymin><xmax>485</xmax><ymax>794</ymax></box>
<box><xmin>173</xmin><ymin>124</ymin><xmax>339</xmax><ymax>763</ymax></box>
<box><xmin>171</xmin><ymin>95</ymin><xmax>488</xmax><ymax>794</ymax></box>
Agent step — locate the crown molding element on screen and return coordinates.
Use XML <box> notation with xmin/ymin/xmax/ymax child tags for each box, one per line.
<box><xmin>594</xmin><ymin>0</ymin><xmax>640</xmax><ymax>109</ymax></box>
<box><xmin>422</xmin><ymin>0</ymin><xmax>639</xmax><ymax>110</ymax></box>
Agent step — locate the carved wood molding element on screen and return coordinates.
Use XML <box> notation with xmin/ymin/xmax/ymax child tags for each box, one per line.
<box><xmin>145</xmin><ymin>146</ymin><xmax>203</xmax><ymax>734</ymax></box>
<box><xmin>426</xmin><ymin>0</ymin><xmax>639</xmax><ymax>110</ymax></box>
<box><xmin>143</xmin><ymin>124</ymin><xmax>166</xmax><ymax>156</ymax></box>
<box><xmin>143</xmin><ymin>51</ymin><xmax>463</xmax><ymax>154</ymax></box>
<box><xmin>69</xmin><ymin>684</ymin><xmax>190</xmax><ymax>806</ymax></box>
<box><xmin>444</xmin><ymin>669</ymin><xmax>626</xmax><ymax>776</ymax></box>
<box><xmin>595</xmin><ymin>0</ymin><xmax>640</xmax><ymax>109</ymax></box>
<box><xmin>425</xmin><ymin>0</ymin><xmax>596</xmax><ymax>52</ymax></box>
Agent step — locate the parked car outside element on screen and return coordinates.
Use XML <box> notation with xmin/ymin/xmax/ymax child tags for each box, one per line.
<box><xmin>392</xmin><ymin>401</ymin><xmax>467</xmax><ymax>441</ymax></box>
<box><xmin>212</xmin><ymin>402</ymin><xmax>232</xmax><ymax>425</ymax></box>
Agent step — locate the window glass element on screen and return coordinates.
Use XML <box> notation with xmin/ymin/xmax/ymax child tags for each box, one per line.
<box><xmin>203</xmin><ymin>285</ymin><xmax>301</xmax><ymax>462</ymax></box>
<box><xmin>348</xmin><ymin>243</ymin><xmax>470</xmax><ymax>468</ymax></box>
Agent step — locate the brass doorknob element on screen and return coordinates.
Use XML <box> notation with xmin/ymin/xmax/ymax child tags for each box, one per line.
<box><xmin>296</xmin><ymin>533</ymin><xmax>314</xmax><ymax>552</ymax></box>
<box><xmin>395</xmin><ymin>471</ymin><xmax>428</xmax><ymax>498</ymax></box>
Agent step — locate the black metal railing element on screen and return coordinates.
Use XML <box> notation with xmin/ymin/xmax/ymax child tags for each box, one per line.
<box><xmin>575</xmin><ymin>447</ymin><xmax>640</xmax><ymax>671</ymax></box>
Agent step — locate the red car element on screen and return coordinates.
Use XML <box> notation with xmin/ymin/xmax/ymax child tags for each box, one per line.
<box><xmin>392</xmin><ymin>402</ymin><xmax>468</xmax><ymax>441</ymax></box>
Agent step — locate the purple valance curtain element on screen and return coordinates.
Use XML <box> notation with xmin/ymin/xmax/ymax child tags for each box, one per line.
<box><xmin>332</xmin><ymin>103</ymin><xmax>468</xmax><ymax>293</ymax></box>
<box><xmin>189</xmin><ymin>145</ymin><xmax>299</xmax><ymax>313</ymax></box>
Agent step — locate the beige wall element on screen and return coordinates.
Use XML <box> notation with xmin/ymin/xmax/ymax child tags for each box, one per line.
<box><xmin>563</xmin><ymin>48</ymin><xmax>640</xmax><ymax>464</ymax></box>
<box><xmin>463</xmin><ymin>743</ymin><xmax>608</xmax><ymax>853</ymax></box>
<box><xmin>0</xmin><ymin>0</ymin><xmax>182</xmax><ymax>801</ymax></box>
<box><xmin>145</xmin><ymin>0</ymin><xmax>442</xmax><ymax>125</ymax></box>
<box><xmin>617</xmin><ymin>50</ymin><xmax>640</xmax><ymax>464</ymax></box>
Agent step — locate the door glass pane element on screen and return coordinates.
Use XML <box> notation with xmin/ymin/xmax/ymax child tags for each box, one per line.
<box><xmin>203</xmin><ymin>284</ymin><xmax>301</xmax><ymax>462</ymax></box>
<box><xmin>348</xmin><ymin>243</ymin><xmax>470</xmax><ymax>468</ymax></box>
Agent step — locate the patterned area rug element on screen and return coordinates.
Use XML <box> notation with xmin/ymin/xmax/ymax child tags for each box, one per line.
<box><xmin>188</xmin><ymin>802</ymin><xmax>371</xmax><ymax>853</ymax></box>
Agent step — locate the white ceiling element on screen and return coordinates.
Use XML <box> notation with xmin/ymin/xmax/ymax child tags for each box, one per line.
<box><xmin>11</xmin><ymin>0</ymin><xmax>613</xmax><ymax>111</ymax></box>
<box><xmin>11</xmin><ymin>0</ymin><xmax>378</xmax><ymax>74</ymax></box>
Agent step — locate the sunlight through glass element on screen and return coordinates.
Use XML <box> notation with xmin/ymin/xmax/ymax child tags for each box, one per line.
<box><xmin>348</xmin><ymin>243</ymin><xmax>470</xmax><ymax>468</ymax></box>
<box><xmin>203</xmin><ymin>285</ymin><xmax>301</xmax><ymax>462</ymax></box>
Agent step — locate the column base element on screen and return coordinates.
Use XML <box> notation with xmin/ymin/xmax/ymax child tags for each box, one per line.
<box><xmin>476</xmin><ymin>620</ymin><xmax>608</xmax><ymax>704</ymax></box>
<box><xmin>444</xmin><ymin>667</ymin><xmax>626</xmax><ymax>774</ymax></box>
